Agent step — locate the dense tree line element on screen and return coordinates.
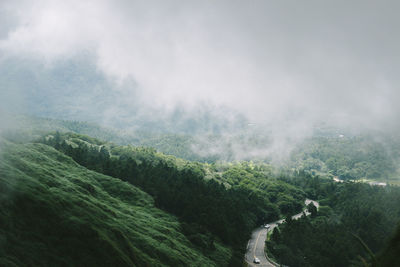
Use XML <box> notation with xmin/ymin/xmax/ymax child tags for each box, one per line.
<box><xmin>212</xmin><ymin>162</ymin><xmax>305</xmax><ymax>217</ymax></box>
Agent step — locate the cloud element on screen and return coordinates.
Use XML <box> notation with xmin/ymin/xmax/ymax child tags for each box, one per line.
<box><xmin>0</xmin><ymin>0</ymin><xmax>399</xmax><ymax>134</ymax></box>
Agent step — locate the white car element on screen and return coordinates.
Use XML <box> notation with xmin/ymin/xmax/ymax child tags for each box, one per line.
<box><xmin>264</xmin><ymin>224</ymin><xmax>270</xmax><ymax>229</ymax></box>
<box><xmin>253</xmin><ymin>257</ymin><xmax>261</xmax><ymax>264</ymax></box>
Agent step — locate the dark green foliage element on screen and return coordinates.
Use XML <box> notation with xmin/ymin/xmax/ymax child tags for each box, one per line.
<box><xmin>267</xmin><ymin>217</ymin><xmax>361</xmax><ymax>267</ymax></box>
<box><xmin>214</xmin><ymin>162</ymin><xmax>305</xmax><ymax>217</ymax></box>
<box><xmin>307</xmin><ymin>202</ymin><xmax>317</xmax><ymax>218</ymax></box>
<box><xmin>375</xmin><ymin>224</ymin><xmax>400</xmax><ymax>267</ymax></box>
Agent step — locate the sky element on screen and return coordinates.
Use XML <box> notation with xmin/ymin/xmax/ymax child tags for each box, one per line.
<box><xmin>0</xmin><ymin>0</ymin><xmax>399</xmax><ymax>135</ymax></box>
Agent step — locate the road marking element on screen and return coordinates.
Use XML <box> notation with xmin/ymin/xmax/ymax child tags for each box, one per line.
<box><xmin>254</xmin><ymin>229</ymin><xmax>262</xmax><ymax>258</ymax></box>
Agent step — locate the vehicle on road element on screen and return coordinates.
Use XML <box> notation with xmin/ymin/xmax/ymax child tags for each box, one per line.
<box><xmin>264</xmin><ymin>224</ymin><xmax>270</xmax><ymax>229</ymax></box>
<box><xmin>253</xmin><ymin>257</ymin><xmax>260</xmax><ymax>264</ymax></box>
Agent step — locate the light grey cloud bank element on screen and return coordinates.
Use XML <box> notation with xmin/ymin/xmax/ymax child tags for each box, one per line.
<box><xmin>0</xmin><ymin>0</ymin><xmax>399</xmax><ymax>133</ymax></box>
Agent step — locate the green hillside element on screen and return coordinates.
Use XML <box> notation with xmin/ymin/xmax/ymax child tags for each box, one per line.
<box><xmin>0</xmin><ymin>139</ymin><xmax>231</xmax><ymax>266</ymax></box>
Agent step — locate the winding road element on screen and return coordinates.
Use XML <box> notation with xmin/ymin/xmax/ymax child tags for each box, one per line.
<box><xmin>245</xmin><ymin>199</ymin><xmax>319</xmax><ymax>266</ymax></box>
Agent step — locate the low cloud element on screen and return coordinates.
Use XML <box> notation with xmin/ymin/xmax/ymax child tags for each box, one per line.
<box><xmin>0</xmin><ymin>0</ymin><xmax>399</xmax><ymax>138</ymax></box>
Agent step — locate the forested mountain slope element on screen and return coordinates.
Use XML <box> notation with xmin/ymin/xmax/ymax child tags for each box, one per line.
<box><xmin>0</xmin><ymin>139</ymin><xmax>231</xmax><ymax>266</ymax></box>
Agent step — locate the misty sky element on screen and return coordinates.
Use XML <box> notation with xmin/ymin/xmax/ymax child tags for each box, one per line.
<box><xmin>0</xmin><ymin>0</ymin><xmax>399</xmax><ymax>133</ymax></box>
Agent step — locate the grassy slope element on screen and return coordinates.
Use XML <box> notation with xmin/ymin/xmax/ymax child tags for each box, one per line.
<box><xmin>0</xmin><ymin>140</ymin><xmax>231</xmax><ymax>266</ymax></box>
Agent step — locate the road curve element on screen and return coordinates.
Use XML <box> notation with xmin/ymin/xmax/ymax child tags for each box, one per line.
<box><xmin>245</xmin><ymin>199</ymin><xmax>319</xmax><ymax>266</ymax></box>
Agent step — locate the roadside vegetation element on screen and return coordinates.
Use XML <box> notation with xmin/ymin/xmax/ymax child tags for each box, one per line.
<box><xmin>266</xmin><ymin>174</ymin><xmax>400</xmax><ymax>266</ymax></box>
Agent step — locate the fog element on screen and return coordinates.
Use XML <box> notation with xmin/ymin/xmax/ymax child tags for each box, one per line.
<box><xmin>1</xmin><ymin>0</ymin><xmax>399</xmax><ymax>146</ymax></box>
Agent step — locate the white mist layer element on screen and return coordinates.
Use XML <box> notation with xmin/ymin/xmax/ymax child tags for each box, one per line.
<box><xmin>0</xmin><ymin>0</ymin><xmax>399</xmax><ymax>142</ymax></box>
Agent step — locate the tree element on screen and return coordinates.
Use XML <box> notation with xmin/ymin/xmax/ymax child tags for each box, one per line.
<box><xmin>307</xmin><ymin>202</ymin><xmax>317</xmax><ymax>218</ymax></box>
<box><xmin>271</xmin><ymin>227</ymin><xmax>281</xmax><ymax>242</ymax></box>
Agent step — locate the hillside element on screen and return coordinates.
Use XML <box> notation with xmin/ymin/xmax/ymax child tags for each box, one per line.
<box><xmin>0</xmin><ymin>139</ymin><xmax>231</xmax><ymax>266</ymax></box>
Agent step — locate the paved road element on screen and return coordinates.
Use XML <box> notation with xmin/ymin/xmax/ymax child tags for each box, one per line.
<box><xmin>333</xmin><ymin>176</ymin><xmax>387</xmax><ymax>187</ymax></box>
<box><xmin>245</xmin><ymin>199</ymin><xmax>319</xmax><ymax>266</ymax></box>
